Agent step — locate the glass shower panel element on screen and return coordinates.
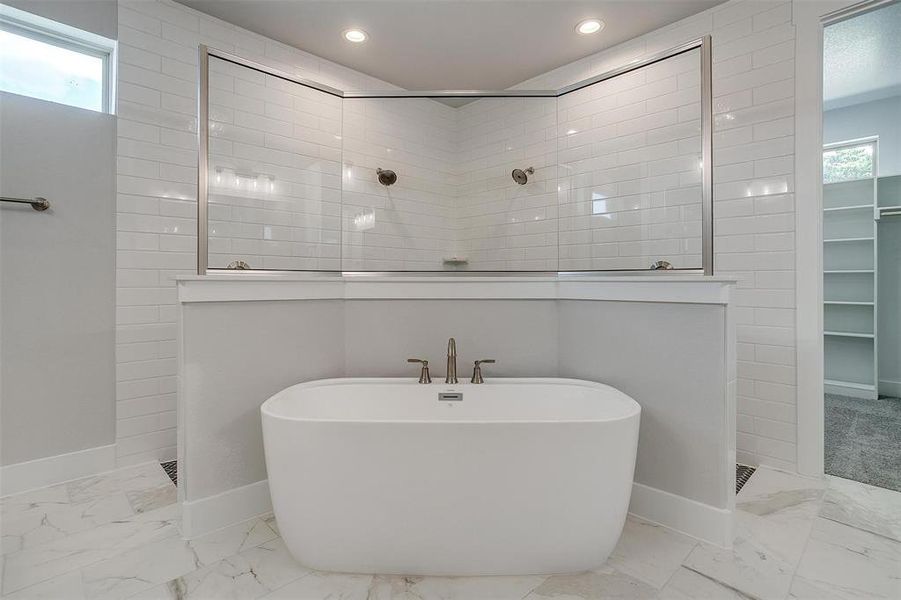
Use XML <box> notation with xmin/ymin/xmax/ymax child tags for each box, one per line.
<box><xmin>557</xmin><ymin>48</ymin><xmax>703</xmax><ymax>271</ymax></box>
<box><xmin>206</xmin><ymin>56</ymin><xmax>342</xmax><ymax>270</ymax></box>
<box><xmin>341</xmin><ymin>97</ymin><xmax>458</xmax><ymax>271</ymax></box>
<box><xmin>456</xmin><ymin>97</ymin><xmax>559</xmax><ymax>271</ymax></box>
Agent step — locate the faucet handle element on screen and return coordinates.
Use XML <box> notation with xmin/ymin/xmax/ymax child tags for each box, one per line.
<box><xmin>471</xmin><ymin>359</ymin><xmax>496</xmax><ymax>384</ymax></box>
<box><xmin>407</xmin><ymin>358</ymin><xmax>432</xmax><ymax>384</ymax></box>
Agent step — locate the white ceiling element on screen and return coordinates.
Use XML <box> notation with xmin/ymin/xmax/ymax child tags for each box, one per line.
<box><xmin>175</xmin><ymin>0</ymin><xmax>725</xmax><ymax>91</ymax></box>
<box><xmin>824</xmin><ymin>1</ymin><xmax>901</xmax><ymax>109</ymax></box>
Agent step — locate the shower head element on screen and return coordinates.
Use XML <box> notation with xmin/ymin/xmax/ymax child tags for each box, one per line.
<box><xmin>511</xmin><ymin>167</ymin><xmax>534</xmax><ymax>185</ymax></box>
<box><xmin>377</xmin><ymin>168</ymin><xmax>397</xmax><ymax>186</ymax></box>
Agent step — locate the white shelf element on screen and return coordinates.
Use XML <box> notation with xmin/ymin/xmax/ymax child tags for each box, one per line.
<box><xmin>823</xmin><ymin>204</ymin><xmax>873</xmax><ymax>212</ymax></box>
<box><xmin>822</xmin><ymin>148</ymin><xmax>879</xmax><ymax>397</ymax></box>
<box><xmin>824</xmin><ymin>178</ymin><xmax>875</xmax><ymax>186</ymax></box>
<box><xmin>823</xmin><ymin>237</ymin><xmax>874</xmax><ymax>243</ymax></box>
<box><xmin>824</xmin><ymin>331</ymin><xmax>875</xmax><ymax>339</ymax></box>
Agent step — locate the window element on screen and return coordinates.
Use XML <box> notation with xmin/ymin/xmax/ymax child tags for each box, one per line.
<box><xmin>823</xmin><ymin>141</ymin><xmax>876</xmax><ymax>184</ymax></box>
<box><xmin>0</xmin><ymin>15</ymin><xmax>113</xmax><ymax>113</ymax></box>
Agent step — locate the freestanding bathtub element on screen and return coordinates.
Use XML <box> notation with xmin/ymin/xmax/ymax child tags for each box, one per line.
<box><xmin>261</xmin><ymin>378</ymin><xmax>641</xmax><ymax>576</ymax></box>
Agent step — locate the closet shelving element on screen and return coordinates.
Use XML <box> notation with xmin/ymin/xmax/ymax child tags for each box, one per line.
<box><xmin>822</xmin><ymin>139</ymin><xmax>879</xmax><ymax>400</ymax></box>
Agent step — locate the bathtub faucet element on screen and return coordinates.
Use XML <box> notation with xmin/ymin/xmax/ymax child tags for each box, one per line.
<box><xmin>446</xmin><ymin>338</ymin><xmax>458</xmax><ymax>384</ymax></box>
<box><xmin>407</xmin><ymin>358</ymin><xmax>432</xmax><ymax>384</ymax></box>
<box><xmin>471</xmin><ymin>359</ymin><xmax>496</xmax><ymax>384</ymax></box>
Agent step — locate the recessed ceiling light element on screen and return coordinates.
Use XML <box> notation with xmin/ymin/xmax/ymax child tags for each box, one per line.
<box><xmin>343</xmin><ymin>29</ymin><xmax>368</xmax><ymax>43</ymax></box>
<box><xmin>576</xmin><ymin>19</ymin><xmax>604</xmax><ymax>35</ymax></box>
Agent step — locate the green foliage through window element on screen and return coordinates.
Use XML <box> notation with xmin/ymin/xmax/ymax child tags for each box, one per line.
<box><xmin>823</xmin><ymin>143</ymin><xmax>875</xmax><ymax>184</ymax></box>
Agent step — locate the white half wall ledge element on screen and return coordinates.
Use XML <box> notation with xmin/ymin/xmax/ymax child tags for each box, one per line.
<box><xmin>0</xmin><ymin>444</ymin><xmax>116</xmax><ymax>497</ymax></box>
<box><xmin>179</xmin><ymin>477</ymin><xmax>733</xmax><ymax>549</ymax></box>
<box><xmin>177</xmin><ymin>275</ymin><xmax>736</xmax><ymax>305</ymax></box>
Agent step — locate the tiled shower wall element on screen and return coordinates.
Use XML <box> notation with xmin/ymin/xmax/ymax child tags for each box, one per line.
<box><xmin>342</xmin><ymin>98</ymin><xmax>458</xmax><ymax>270</ymax></box>
<box><xmin>117</xmin><ymin>0</ymin><xmax>797</xmax><ymax>470</ymax></box>
<box><xmin>114</xmin><ymin>0</ymin><xmax>401</xmax><ymax>465</ymax></box>
<box><xmin>455</xmin><ymin>98</ymin><xmax>559</xmax><ymax>270</ymax></box>
<box><xmin>509</xmin><ymin>0</ymin><xmax>797</xmax><ymax>469</ymax></box>
<box><xmin>205</xmin><ymin>56</ymin><xmax>343</xmax><ymax>271</ymax></box>
<box><xmin>555</xmin><ymin>49</ymin><xmax>704</xmax><ymax>271</ymax></box>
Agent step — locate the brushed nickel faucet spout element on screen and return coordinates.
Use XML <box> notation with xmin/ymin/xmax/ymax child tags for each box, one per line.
<box><xmin>445</xmin><ymin>337</ymin><xmax>458</xmax><ymax>384</ymax></box>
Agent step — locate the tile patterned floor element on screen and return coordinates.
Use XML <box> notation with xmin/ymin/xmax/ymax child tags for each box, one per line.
<box><xmin>1</xmin><ymin>463</ymin><xmax>899</xmax><ymax>599</ymax></box>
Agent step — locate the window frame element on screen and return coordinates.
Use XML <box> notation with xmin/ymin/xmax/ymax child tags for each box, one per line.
<box><xmin>0</xmin><ymin>11</ymin><xmax>115</xmax><ymax>114</ymax></box>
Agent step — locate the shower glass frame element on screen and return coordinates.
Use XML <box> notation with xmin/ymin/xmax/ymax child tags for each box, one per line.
<box><xmin>197</xmin><ymin>36</ymin><xmax>713</xmax><ymax>276</ymax></box>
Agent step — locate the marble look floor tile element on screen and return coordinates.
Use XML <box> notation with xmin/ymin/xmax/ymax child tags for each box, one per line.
<box><xmin>125</xmin><ymin>485</ymin><xmax>176</xmax><ymax>516</ymax></box>
<box><xmin>717</xmin><ymin>464</ymin><xmax>828</xmax><ymax>582</ymax></box>
<box><xmin>658</xmin><ymin>567</ymin><xmax>754</xmax><ymax>600</ymax></box>
<box><xmin>261</xmin><ymin>514</ymin><xmax>279</xmax><ymax>537</ymax></box>
<box><xmin>1</xmin><ymin>568</ymin><xmax>86</xmax><ymax>600</ymax></box>
<box><xmin>819</xmin><ymin>476</ymin><xmax>901</xmax><ymax>542</ymax></box>
<box><xmin>81</xmin><ymin>534</ymin><xmax>203</xmax><ymax>600</ymax></box>
<box><xmin>67</xmin><ymin>464</ymin><xmax>173</xmax><ymax>505</ymax></box>
<box><xmin>129</xmin><ymin>538</ymin><xmax>312</xmax><ymax>600</ymax></box>
<box><xmin>1</xmin><ymin>505</ymin><xmax>181</xmax><ymax>595</ymax></box>
<box><xmin>678</xmin><ymin>468</ymin><xmax>823</xmax><ymax>599</ymax></box>
<box><xmin>370</xmin><ymin>574</ymin><xmax>546</xmax><ymax>600</ymax></box>
<box><xmin>364</xmin><ymin>575</ymin><xmax>427</xmax><ymax>600</ymax></box>
<box><xmin>732</xmin><ymin>497</ymin><xmax>819</xmax><ymax>568</ymax></box>
<box><xmin>2</xmin><ymin>493</ymin><xmax>135</xmax><ymax>556</ymax></box>
<box><xmin>606</xmin><ymin>516</ymin><xmax>698</xmax><ymax>589</ymax></box>
<box><xmin>792</xmin><ymin>517</ymin><xmax>901</xmax><ymax>599</ymax></box>
<box><xmin>1</xmin><ymin>485</ymin><xmax>70</xmax><ymax>521</ymax></box>
<box><xmin>259</xmin><ymin>571</ymin><xmax>373</xmax><ymax>600</ymax></box>
<box><xmin>787</xmin><ymin>575</ymin><xmax>854</xmax><ymax>600</ymax></box>
<box><xmin>681</xmin><ymin>535</ymin><xmax>795</xmax><ymax>600</ymax></box>
<box><xmin>736</xmin><ymin>466</ymin><xmax>826</xmax><ymax>510</ymax></box>
<box><xmin>524</xmin><ymin>565</ymin><xmax>658</xmax><ymax>599</ymax></box>
<box><xmin>80</xmin><ymin>518</ymin><xmax>277</xmax><ymax>599</ymax></box>
<box><xmin>188</xmin><ymin>518</ymin><xmax>278</xmax><ymax>566</ymax></box>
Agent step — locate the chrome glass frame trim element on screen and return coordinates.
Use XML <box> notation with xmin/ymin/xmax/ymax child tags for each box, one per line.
<box><xmin>203</xmin><ymin>46</ymin><xmax>345</xmax><ymax>98</ymax></box>
<box><xmin>821</xmin><ymin>0</ymin><xmax>897</xmax><ymax>25</ymax></box>
<box><xmin>556</xmin><ymin>37</ymin><xmax>705</xmax><ymax>97</ymax></box>
<box><xmin>197</xmin><ymin>37</ymin><xmax>713</xmax><ymax>276</ymax></box>
<box><xmin>700</xmin><ymin>34</ymin><xmax>714</xmax><ymax>276</ymax></box>
<box><xmin>197</xmin><ymin>45</ymin><xmax>210</xmax><ymax>275</ymax></box>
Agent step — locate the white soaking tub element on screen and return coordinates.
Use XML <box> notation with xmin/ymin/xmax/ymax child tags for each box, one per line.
<box><xmin>261</xmin><ymin>378</ymin><xmax>641</xmax><ymax>576</ymax></box>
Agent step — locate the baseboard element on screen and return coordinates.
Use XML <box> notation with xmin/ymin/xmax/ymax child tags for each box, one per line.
<box><xmin>879</xmin><ymin>379</ymin><xmax>901</xmax><ymax>398</ymax></box>
<box><xmin>824</xmin><ymin>381</ymin><xmax>877</xmax><ymax>400</ymax></box>
<box><xmin>181</xmin><ymin>479</ymin><xmax>272</xmax><ymax>539</ymax></box>
<box><xmin>0</xmin><ymin>444</ymin><xmax>117</xmax><ymax>497</ymax></box>
<box><xmin>629</xmin><ymin>482</ymin><xmax>733</xmax><ymax>549</ymax></box>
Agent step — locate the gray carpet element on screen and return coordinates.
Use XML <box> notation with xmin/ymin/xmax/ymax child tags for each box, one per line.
<box><xmin>825</xmin><ymin>394</ymin><xmax>901</xmax><ymax>491</ymax></box>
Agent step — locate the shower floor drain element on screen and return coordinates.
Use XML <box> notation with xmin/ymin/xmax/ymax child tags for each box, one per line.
<box><xmin>161</xmin><ymin>460</ymin><xmax>177</xmax><ymax>486</ymax></box>
<box><xmin>736</xmin><ymin>464</ymin><xmax>756</xmax><ymax>494</ymax></box>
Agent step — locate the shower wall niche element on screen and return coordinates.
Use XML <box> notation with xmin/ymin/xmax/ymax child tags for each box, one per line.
<box><xmin>200</xmin><ymin>41</ymin><xmax>710</xmax><ymax>274</ymax></box>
